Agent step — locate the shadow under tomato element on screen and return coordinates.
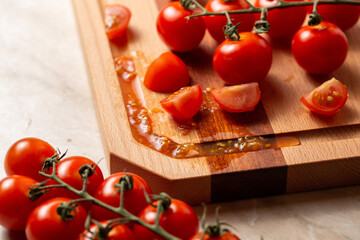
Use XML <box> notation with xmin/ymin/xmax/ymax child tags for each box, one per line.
<box><xmin>5</xmin><ymin>230</ymin><xmax>27</xmax><ymax>240</ymax></box>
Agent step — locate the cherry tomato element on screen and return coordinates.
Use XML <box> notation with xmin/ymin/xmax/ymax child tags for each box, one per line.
<box><xmin>91</xmin><ymin>172</ymin><xmax>152</xmax><ymax>221</ymax></box>
<box><xmin>211</xmin><ymin>83</ymin><xmax>261</xmax><ymax>113</ymax></box>
<box><xmin>213</xmin><ymin>32</ymin><xmax>272</xmax><ymax>85</ymax></box>
<box><xmin>204</xmin><ymin>0</ymin><xmax>255</xmax><ymax>43</ymax></box>
<box><xmin>26</xmin><ymin>197</ymin><xmax>87</xmax><ymax>240</ymax></box>
<box><xmin>105</xmin><ymin>4</ymin><xmax>131</xmax><ymax>40</ymax></box>
<box><xmin>291</xmin><ymin>21</ymin><xmax>348</xmax><ymax>74</ymax></box>
<box><xmin>144</xmin><ymin>52</ymin><xmax>189</xmax><ymax>93</ymax></box>
<box><xmin>306</xmin><ymin>0</ymin><xmax>360</xmax><ymax>31</ymax></box>
<box><xmin>134</xmin><ymin>199</ymin><xmax>199</xmax><ymax>240</ymax></box>
<box><xmin>254</xmin><ymin>0</ymin><xmax>307</xmax><ymax>38</ymax></box>
<box><xmin>300</xmin><ymin>78</ymin><xmax>348</xmax><ymax>115</ymax></box>
<box><xmin>78</xmin><ymin>221</ymin><xmax>135</xmax><ymax>240</ymax></box>
<box><xmin>0</xmin><ymin>175</ymin><xmax>42</xmax><ymax>231</ymax></box>
<box><xmin>4</xmin><ymin>137</ymin><xmax>56</xmax><ymax>181</ymax></box>
<box><xmin>156</xmin><ymin>1</ymin><xmax>206</xmax><ymax>52</ymax></box>
<box><xmin>190</xmin><ymin>231</ymin><xmax>241</xmax><ymax>240</ymax></box>
<box><xmin>160</xmin><ymin>84</ymin><xmax>203</xmax><ymax>121</ymax></box>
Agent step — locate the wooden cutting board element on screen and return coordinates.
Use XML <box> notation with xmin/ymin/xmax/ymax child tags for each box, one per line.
<box><xmin>72</xmin><ymin>0</ymin><xmax>360</xmax><ymax>204</ymax></box>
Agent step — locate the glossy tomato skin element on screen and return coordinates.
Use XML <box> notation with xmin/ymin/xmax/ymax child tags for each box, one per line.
<box><xmin>157</xmin><ymin>1</ymin><xmax>206</xmax><ymax>52</ymax></box>
<box><xmin>78</xmin><ymin>220</ymin><xmax>135</xmax><ymax>240</ymax></box>
<box><xmin>211</xmin><ymin>83</ymin><xmax>261</xmax><ymax>113</ymax></box>
<box><xmin>254</xmin><ymin>0</ymin><xmax>307</xmax><ymax>38</ymax></box>
<box><xmin>144</xmin><ymin>52</ymin><xmax>189</xmax><ymax>93</ymax></box>
<box><xmin>300</xmin><ymin>78</ymin><xmax>348</xmax><ymax>115</ymax></box>
<box><xmin>189</xmin><ymin>231</ymin><xmax>241</xmax><ymax>240</ymax></box>
<box><xmin>105</xmin><ymin>4</ymin><xmax>131</xmax><ymax>40</ymax></box>
<box><xmin>0</xmin><ymin>175</ymin><xmax>42</xmax><ymax>231</ymax></box>
<box><xmin>26</xmin><ymin>197</ymin><xmax>87</xmax><ymax>240</ymax></box>
<box><xmin>4</xmin><ymin>137</ymin><xmax>56</xmax><ymax>181</ymax></box>
<box><xmin>91</xmin><ymin>172</ymin><xmax>152</xmax><ymax>221</ymax></box>
<box><xmin>134</xmin><ymin>199</ymin><xmax>199</xmax><ymax>240</ymax></box>
<box><xmin>204</xmin><ymin>0</ymin><xmax>255</xmax><ymax>43</ymax></box>
<box><xmin>292</xmin><ymin>21</ymin><xmax>348</xmax><ymax>74</ymax></box>
<box><xmin>213</xmin><ymin>32</ymin><xmax>272</xmax><ymax>85</ymax></box>
<box><xmin>160</xmin><ymin>84</ymin><xmax>203</xmax><ymax>121</ymax></box>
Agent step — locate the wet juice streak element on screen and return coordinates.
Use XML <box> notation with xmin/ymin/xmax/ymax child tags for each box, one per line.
<box><xmin>114</xmin><ymin>55</ymin><xmax>300</xmax><ymax>159</ymax></box>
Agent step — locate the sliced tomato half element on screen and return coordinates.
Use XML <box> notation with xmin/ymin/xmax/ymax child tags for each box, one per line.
<box><xmin>105</xmin><ymin>4</ymin><xmax>131</xmax><ymax>40</ymax></box>
<box><xmin>300</xmin><ymin>78</ymin><xmax>348</xmax><ymax>116</ymax></box>
<box><xmin>211</xmin><ymin>83</ymin><xmax>261</xmax><ymax>113</ymax></box>
<box><xmin>160</xmin><ymin>85</ymin><xmax>203</xmax><ymax>121</ymax></box>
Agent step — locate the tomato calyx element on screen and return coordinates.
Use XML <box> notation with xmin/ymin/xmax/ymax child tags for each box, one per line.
<box><xmin>145</xmin><ymin>192</ymin><xmax>172</xmax><ymax>212</ymax></box>
<box><xmin>83</xmin><ymin>216</ymin><xmax>130</xmax><ymax>240</ymax></box>
<box><xmin>56</xmin><ymin>201</ymin><xmax>79</xmax><ymax>220</ymax></box>
<box><xmin>308</xmin><ymin>1</ymin><xmax>323</xmax><ymax>26</ymax></box>
<box><xmin>200</xmin><ymin>205</ymin><xmax>232</xmax><ymax>239</ymax></box>
<box><xmin>78</xmin><ymin>162</ymin><xmax>99</xmax><ymax>179</ymax></box>
<box><xmin>114</xmin><ymin>173</ymin><xmax>134</xmax><ymax>191</ymax></box>
<box><xmin>180</xmin><ymin>0</ymin><xmax>195</xmax><ymax>9</ymax></box>
<box><xmin>254</xmin><ymin>8</ymin><xmax>270</xmax><ymax>34</ymax></box>
<box><xmin>223</xmin><ymin>12</ymin><xmax>241</xmax><ymax>40</ymax></box>
<box><xmin>41</xmin><ymin>149</ymin><xmax>67</xmax><ymax>172</ymax></box>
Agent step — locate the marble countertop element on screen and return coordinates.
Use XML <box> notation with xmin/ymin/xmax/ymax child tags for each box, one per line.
<box><xmin>0</xmin><ymin>0</ymin><xmax>359</xmax><ymax>239</ymax></box>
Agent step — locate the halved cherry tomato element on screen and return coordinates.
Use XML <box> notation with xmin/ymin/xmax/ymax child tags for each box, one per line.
<box><xmin>190</xmin><ymin>231</ymin><xmax>241</xmax><ymax>240</ymax></box>
<box><xmin>78</xmin><ymin>220</ymin><xmax>135</xmax><ymax>240</ymax></box>
<box><xmin>105</xmin><ymin>4</ymin><xmax>131</xmax><ymax>40</ymax></box>
<box><xmin>211</xmin><ymin>83</ymin><xmax>261</xmax><ymax>113</ymax></box>
<box><xmin>204</xmin><ymin>0</ymin><xmax>255</xmax><ymax>43</ymax></box>
<box><xmin>144</xmin><ymin>52</ymin><xmax>189</xmax><ymax>93</ymax></box>
<box><xmin>300</xmin><ymin>78</ymin><xmax>348</xmax><ymax>115</ymax></box>
<box><xmin>160</xmin><ymin>84</ymin><xmax>203</xmax><ymax>121</ymax></box>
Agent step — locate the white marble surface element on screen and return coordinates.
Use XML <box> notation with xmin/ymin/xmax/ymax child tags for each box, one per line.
<box><xmin>0</xmin><ymin>0</ymin><xmax>359</xmax><ymax>239</ymax></box>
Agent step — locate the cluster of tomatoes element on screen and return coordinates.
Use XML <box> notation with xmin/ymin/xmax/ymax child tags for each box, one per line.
<box><xmin>0</xmin><ymin>137</ymin><xmax>241</xmax><ymax>240</ymax></box>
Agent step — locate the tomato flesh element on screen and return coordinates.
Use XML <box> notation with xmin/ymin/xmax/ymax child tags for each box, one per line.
<box><xmin>300</xmin><ymin>78</ymin><xmax>348</xmax><ymax>115</ymax></box>
<box><xmin>160</xmin><ymin>84</ymin><xmax>203</xmax><ymax>121</ymax></box>
<box><xmin>105</xmin><ymin>4</ymin><xmax>131</xmax><ymax>40</ymax></box>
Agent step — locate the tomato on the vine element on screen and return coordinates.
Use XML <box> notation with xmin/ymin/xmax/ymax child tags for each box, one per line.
<box><xmin>160</xmin><ymin>84</ymin><xmax>203</xmax><ymax>121</ymax></box>
<box><xmin>156</xmin><ymin>1</ymin><xmax>206</xmax><ymax>52</ymax></box>
<box><xmin>300</xmin><ymin>78</ymin><xmax>348</xmax><ymax>116</ymax></box>
<box><xmin>213</xmin><ymin>32</ymin><xmax>272</xmax><ymax>85</ymax></box>
<box><xmin>134</xmin><ymin>199</ymin><xmax>199</xmax><ymax>240</ymax></box>
<box><xmin>190</xmin><ymin>231</ymin><xmax>241</xmax><ymax>240</ymax></box>
<box><xmin>292</xmin><ymin>21</ymin><xmax>348</xmax><ymax>74</ymax></box>
<box><xmin>144</xmin><ymin>52</ymin><xmax>189</xmax><ymax>93</ymax></box>
<box><xmin>204</xmin><ymin>0</ymin><xmax>255</xmax><ymax>43</ymax></box>
<box><xmin>0</xmin><ymin>175</ymin><xmax>42</xmax><ymax>231</ymax></box>
<box><xmin>105</xmin><ymin>4</ymin><xmax>131</xmax><ymax>40</ymax></box>
<box><xmin>4</xmin><ymin>137</ymin><xmax>56</xmax><ymax>181</ymax></box>
<box><xmin>91</xmin><ymin>172</ymin><xmax>152</xmax><ymax>221</ymax></box>
<box><xmin>211</xmin><ymin>83</ymin><xmax>261</xmax><ymax>113</ymax></box>
<box><xmin>78</xmin><ymin>220</ymin><xmax>135</xmax><ymax>240</ymax></box>
<box><xmin>254</xmin><ymin>0</ymin><xmax>307</xmax><ymax>38</ymax></box>
<box><xmin>26</xmin><ymin>197</ymin><xmax>87</xmax><ymax>240</ymax></box>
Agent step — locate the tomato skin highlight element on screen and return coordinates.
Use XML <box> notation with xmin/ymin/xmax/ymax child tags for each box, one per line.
<box><xmin>213</xmin><ymin>32</ymin><xmax>272</xmax><ymax>85</ymax></box>
<box><xmin>144</xmin><ymin>52</ymin><xmax>190</xmax><ymax>93</ymax></box>
<box><xmin>291</xmin><ymin>21</ymin><xmax>348</xmax><ymax>74</ymax></box>
<box><xmin>156</xmin><ymin>1</ymin><xmax>206</xmax><ymax>52</ymax></box>
<box><xmin>204</xmin><ymin>0</ymin><xmax>255</xmax><ymax>43</ymax></box>
<box><xmin>211</xmin><ymin>83</ymin><xmax>261</xmax><ymax>113</ymax></box>
<box><xmin>0</xmin><ymin>175</ymin><xmax>42</xmax><ymax>231</ymax></box>
<box><xmin>300</xmin><ymin>78</ymin><xmax>348</xmax><ymax>116</ymax></box>
<box><xmin>160</xmin><ymin>84</ymin><xmax>203</xmax><ymax>121</ymax></box>
<box><xmin>105</xmin><ymin>4</ymin><xmax>131</xmax><ymax>40</ymax></box>
<box><xmin>189</xmin><ymin>231</ymin><xmax>241</xmax><ymax>240</ymax></box>
<box><xmin>134</xmin><ymin>199</ymin><xmax>199</xmax><ymax>240</ymax></box>
<box><xmin>77</xmin><ymin>220</ymin><xmax>135</xmax><ymax>240</ymax></box>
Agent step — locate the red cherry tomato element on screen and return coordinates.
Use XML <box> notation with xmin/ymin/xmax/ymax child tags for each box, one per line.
<box><xmin>0</xmin><ymin>175</ymin><xmax>42</xmax><ymax>231</ymax></box>
<box><xmin>78</xmin><ymin>221</ymin><xmax>135</xmax><ymax>240</ymax></box>
<box><xmin>300</xmin><ymin>78</ymin><xmax>348</xmax><ymax>116</ymax></box>
<box><xmin>190</xmin><ymin>231</ymin><xmax>241</xmax><ymax>240</ymax></box>
<box><xmin>4</xmin><ymin>137</ymin><xmax>56</xmax><ymax>181</ymax></box>
<box><xmin>26</xmin><ymin>197</ymin><xmax>87</xmax><ymax>240</ymax></box>
<box><xmin>253</xmin><ymin>0</ymin><xmax>307</xmax><ymax>38</ymax></box>
<box><xmin>160</xmin><ymin>84</ymin><xmax>203</xmax><ymax>121</ymax></box>
<box><xmin>144</xmin><ymin>52</ymin><xmax>189</xmax><ymax>93</ymax></box>
<box><xmin>134</xmin><ymin>199</ymin><xmax>199</xmax><ymax>240</ymax></box>
<box><xmin>211</xmin><ymin>83</ymin><xmax>261</xmax><ymax>113</ymax></box>
<box><xmin>105</xmin><ymin>4</ymin><xmax>131</xmax><ymax>40</ymax></box>
<box><xmin>292</xmin><ymin>21</ymin><xmax>348</xmax><ymax>74</ymax></box>
<box><xmin>306</xmin><ymin>0</ymin><xmax>360</xmax><ymax>31</ymax></box>
<box><xmin>156</xmin><ymin>1</ymin><xmax>206</xmax><ymax>52</ymax></box>
<box><xmin>91</xmin><ymin>172</ymin><xmax>152</xmax><ymax>221</ymax></box>
<box><xmin>213</xmin><ymin>32</ymin><xmax>272</xmax><ymax>85</ymax></box>
<box><xmin>204</xmin><ymin>0</ymin><xmax>255</xmax><ymax>43</ymax></box>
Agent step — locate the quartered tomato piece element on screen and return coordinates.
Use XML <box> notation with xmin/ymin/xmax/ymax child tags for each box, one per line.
<box><xmin>160</xmin><ymin>85</ymin><xmax>203</xmax><ymax>121</ymax></box>
<box><xmin>105</xmin><ymin>4</ymin><xmax>131</xmax><ymax>40</ymax></box>
<box><xmin>211</xmin><ymin>83</ymin><xmax>261</xmax><ymax>113</ymax></box>
<box><xmin>300</xmin><ymin>78</ymin><xmax>348</xmax><ymax>116</ymax></box>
